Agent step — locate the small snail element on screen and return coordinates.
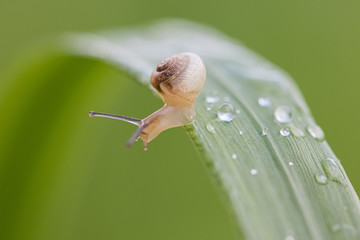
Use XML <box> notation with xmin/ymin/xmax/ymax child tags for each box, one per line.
<box><xmin>89</xmin><ymin>52</ymin><xmax>206</xmax><ymax>150</ymax></box>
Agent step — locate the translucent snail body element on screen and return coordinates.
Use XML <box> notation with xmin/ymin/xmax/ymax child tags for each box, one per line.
<box><xmin>89</xmin><ymin>52</ymin><xmax>206</xmax><ymax>150</ymax></box>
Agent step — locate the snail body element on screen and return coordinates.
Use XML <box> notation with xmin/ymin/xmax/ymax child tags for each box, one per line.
<box><xmin>89</xmin><ymin>52</ymin><xmax>206</xmax><ymax>150</ymax></box>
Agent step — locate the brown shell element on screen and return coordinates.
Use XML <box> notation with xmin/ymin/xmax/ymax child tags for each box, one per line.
<box><xmin>150</xmin><ymin>52</ymin><xmax>206</xmax><ymax>106</ymax></box>
<box><xmin>151</xmin><ymin>54</ymin><xmax>189</xmax><ymax>92</ymax></box>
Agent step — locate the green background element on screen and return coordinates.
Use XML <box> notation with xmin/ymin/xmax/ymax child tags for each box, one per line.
<box><xmin>0</xmin><ymin>0</ymin><xmax>359</xmax><ymax>239</ymax></box>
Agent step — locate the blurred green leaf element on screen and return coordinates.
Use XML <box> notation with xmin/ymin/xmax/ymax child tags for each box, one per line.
<box><xmin>1</xmin><ymin>20</ymin><xmax>359</xmax><ymax>240</ymax></box>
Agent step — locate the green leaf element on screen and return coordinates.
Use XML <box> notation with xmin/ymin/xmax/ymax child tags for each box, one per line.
<box><xmin>1</xmin><ymin>19</ymin><xmax>360</xmax><ymax>240</ymax></box>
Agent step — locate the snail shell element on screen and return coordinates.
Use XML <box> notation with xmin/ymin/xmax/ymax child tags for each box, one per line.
<box><xmin>150</xmin><ymin>52</ymin><xmax>206</xmax><ymax>106</ymax></box>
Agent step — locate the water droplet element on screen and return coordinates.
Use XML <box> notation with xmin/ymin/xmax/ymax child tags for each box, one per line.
<box><xmin>284</xmin><ymin>235</ymin><xmax>295</xmax><ymax>240</ymax></box>
<box><xmin>217</xmin><ymin>103</ymin><xmax>235</xmax><ymax>122</ymax></box>
<box><xmin>262</xmin><ymin>128</ymin><xmax>270</xmax><ymax>136</ymax></box>
<box><xmin>314</xmin><ymin>174</ymin><xmax>327</xmax><ymax>185</ymax></box>
<box><xmin>205</xmin><ymin>90</ymin><xmax>219</xmax><ymax>104</ymax></box>
<box><xmin>258</xmin><ymin>97</ymin><xmax>272</xmax><ymax>107</ymax></box>
<box><xmin>274</xmin><ymin>106</ymin><xmax>292</xmax><ymax>123</ymax></box>
<box><xmin>232</xmin><ymin>154</ymin><xmax>237</xmax><ymax>159</ymax></box>
<box><xmin>307</xmin><ymin>125</ymin><xmax>325</xmax><ymax>141</ymax></box>
<box><xmin>288</xmin><ymin>161</ymin><xmax>294</xmax><ymax>166</ymax></box>
<box><xmin>206</xmin><ymin>124</ymin><xmax>216</xmax><ymax>134</ymax></box>
<box><xmin>320</xmin><ymin>158</ymin><xmax>346</xmax><ymax>185</ymax></box>
<box><xmin>250</xmin><ymin>169</ymin><xmax>258</xmax><ymax>175</ymax></box>
<box><xmin>206</xmin><ymin>107</ymin><xmax>212</xmax><ymax>111</ymax></box>
<box><xmin>290</xmin><ymin>126</ymin><xmax>305</xmax><ymax>137</ymax></box>
<box><xmin>280</xmin><ymin>128</ymin><xmax>291</xmax><ymax>137</ymax></box>
<box><xmin>236</xmin><ymin>109</ymin><xmax>241</xmax><ymax>114</ymax></box>
<box><xmin>239</xmin><ymin>130</ymin><xmax>244</xmax><ymax>135</ymax></box>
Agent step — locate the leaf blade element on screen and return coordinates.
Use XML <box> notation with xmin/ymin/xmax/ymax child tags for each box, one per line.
<box><xmin>4</xmin><ymin>19</ymin><xmax>360</xmax><ymax>239</ymax></box>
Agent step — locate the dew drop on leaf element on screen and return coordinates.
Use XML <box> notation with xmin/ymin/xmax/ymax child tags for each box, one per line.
<box><xmin>320</xmin><ymin>158</ymin><xmax>346</xmax><ymax>185</ymax></box>
<box><xmin>280</xmin><ymin>128</ymin><xmax>291</xmax><ymax>137</ymax></box>
<box><xmin>314</xmin><ymin>174</ymin><xmax>328</xmax><ymax>185</ymax></box>
<box><xmin>274</xmin><ymin>106</ymin><xmax>292</xmax><ymax>123</ymax></box>
<box><xmin>307</xmin><ymin>125</ymin><xmax>325</xmax><ymax>141</ymax></box>
<box><xmin>290</xmin><ymin>126</ymin><xmax>304</xmax><ymax>137</ymax></box>
<box><xmin>258</xmin><ymin>97</ymin><xmax>272</xmax><ymax>107</ymax></box>
<box><xmin>217</xmin><ymin>103</ymin><xmax>235</xmax><ymax>122</ymax></box>
<box><xmin>262</xmin><ymin>128</ymin><xmax>270</xmax><ymax>136</ymax></box>
<box><xmin>206</xmin><ymin>124</ymin><xmax>216</xmax><ymax>134</ymax></box>
<box><xmin>205</xmin><ymin>90</ymin><xmax>219</xmax><ymax>104</ymax></box>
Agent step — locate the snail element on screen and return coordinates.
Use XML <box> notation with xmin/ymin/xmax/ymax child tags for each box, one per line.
<box><xmin>89</xmin><ymin>52</ymin><xmax>206</xmax><ymax>150</ymax></box>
